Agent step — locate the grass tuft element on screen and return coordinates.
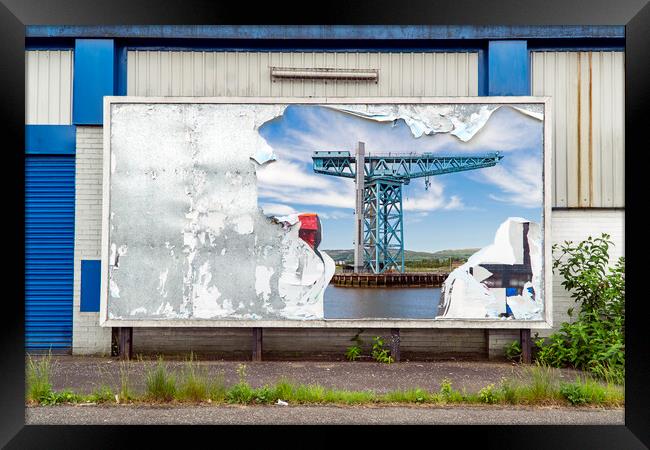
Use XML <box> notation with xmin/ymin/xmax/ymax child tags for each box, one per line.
<box><xmin>26</xmin><ymin>352</ymin><xmax>53</xmax><ymax>403</ymax></box>
<box><xmin>144</xmin><ymin>357</ymin><xmax>177</xmax><ymax>402</ymax></box>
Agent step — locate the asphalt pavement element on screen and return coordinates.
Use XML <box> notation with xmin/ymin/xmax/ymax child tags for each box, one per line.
<box><xmin>25</xmin><ymin>404</ymin><xmax>624</xmax><ymax>425</ymax></box>
<box><xmin>34</xmin><ymin>356</ymin><xmax>586</xmax><ymax>395</ymax></box>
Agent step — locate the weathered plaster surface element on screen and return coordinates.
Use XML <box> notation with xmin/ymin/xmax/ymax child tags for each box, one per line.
<box><xmin>108</xmin><ymin>103</ymin><xmax>333</xmax><ymax>321</ymax></box>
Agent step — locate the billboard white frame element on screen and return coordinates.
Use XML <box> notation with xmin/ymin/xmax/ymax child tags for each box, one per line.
<box><xmin>100</xmin><ymin>96</ymin><xmax>552</xmax><ymax>329</ymax></box>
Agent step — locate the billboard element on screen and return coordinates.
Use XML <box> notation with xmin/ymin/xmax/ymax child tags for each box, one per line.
<box><xmin>100</xmin><ymin>97</ymin><xmax>552</xmax><ymax>328</ymax></box>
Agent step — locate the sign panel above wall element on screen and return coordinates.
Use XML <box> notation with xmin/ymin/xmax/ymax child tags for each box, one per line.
<box><xmin>100</xmin><ymin>97</ymin><xmax>552</xmax><ymax>328</ymax></box>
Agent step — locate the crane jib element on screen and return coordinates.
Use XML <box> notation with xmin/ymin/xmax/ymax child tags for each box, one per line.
<box><xmin>310</xmin><ymin>148</ymin><xmax>503</xmax><ymax>274</ymax></box>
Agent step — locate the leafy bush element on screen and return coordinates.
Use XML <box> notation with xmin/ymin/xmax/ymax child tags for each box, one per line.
<box><xmin>371</xmin><ymin>336</ymin><xmax>394</xmax><ymax>364</ymax></box>
<box><xmin>536</xmin><ymin>234</ymin><xmax>625</xmax><ymax>384</ymax></box>
<box><xmin>504</xmin><ymin>340</ymin><xmax>522</xmax><ymax>363</ymax></box>
<box><xmin>559</xmin><ymin>382</ymin><xmax>589</xmax><ymax>405</ymax></box>
<box><xmin>345</xmin><ymin>330</ymin><xmax>365</xmax><ymax>361</ymax></box>
<box><xmin>438</xmin><ymin>378</ymin><xmax>463</xmax><ymax>402</ymax></box>
<box><xmin>39</xmin><ymin>389</ymin><xmax>82</xmax><ymax>406</ymax></box>
<box><xmin>559</xmin><ymin>377</ymin><xmax>623</xmax><ymax>406</ymax></box>
<box><xmin>478</xmin><ymin>384</ymin><xmax>499</xmax><ymax>404</ymax></box>
<box><xmin>345</xmin><ymin>345</ymin><xmax>362</xmax><ymax>361</ymax></box>
<box><xmin>226</xmin><ymin>363</ymin><xmax>254</xmax><ymax>404</ymax></box>
<box><xmin>226</xmin><ymin>382</ymin><xmax>254</xmax><ymax>404</ymax></box>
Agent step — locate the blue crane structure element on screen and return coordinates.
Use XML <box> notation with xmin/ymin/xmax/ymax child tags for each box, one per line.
<box><xmin>312</xmin><ymin>142</ymin><xmax>503</xmax><ymax>274</ymax></box>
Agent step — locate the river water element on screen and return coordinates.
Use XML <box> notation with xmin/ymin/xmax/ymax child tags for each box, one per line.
<box><xmin>323</xmin><ymin>286</ymin><xmax>441</xmax><ymax>319</ymax></box>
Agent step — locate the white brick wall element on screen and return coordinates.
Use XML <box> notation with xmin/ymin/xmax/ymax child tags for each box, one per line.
<box><xmin>72</xmin><ymin>126</ymin><xmax>111</xmax><ymax>355</ymax></box>
<box><xmin>489</xmin><ymin>209</ymin><xmax>625</xmax><ymax>358</ymax></box>
<box><xmin>544</xmin><ymin>209</ymin><xmax>625</xmax><ymax>336</ymax></box>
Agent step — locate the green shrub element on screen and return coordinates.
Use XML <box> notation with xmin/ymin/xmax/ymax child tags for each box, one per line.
<box><xmin>371</xmin><ymin>336</ymin><xmax>394</xmax><ymax>364</ymax></box>
<box><xmin>144</xmin><ymin>357</ymin><xmax>177</xmax><ymax>401</ymax></box>
<box><xmin>536</xmin><ymin>234</ymin><xmax>625</xmax><ymax>384</ymax></box>
<box><xmin>559</xmin><ymin>376</ymin><xmax>620</xmax><ymax>405</ymax></box>
<box><xmin>345</xmin><ymin>345</ymin><xmax>362</xmax><ymax>361</ymax></box>
<box><xmin>40</xmin><ymin>389</ymin><xmax>82</xmax><ymax>406</ymax></box>
<box><xmin>504</xmin><ymin>340</ymin><xmax>522</xmax><ymax>362</ymax></box>
<box><xmin>226</xmin><ymin>382</ymin><xmax>254</xmax><ymax>404</ymax></box>
<box><xmin>438</xmin><ymin>378</ymin><xmax>463</xmax><ymax>403</ymax></box>
<box><xmin>226</xmin><ymin>363</ymin><xmax>253</xmax><ymax>404</ymax></box>
<box><xmin>478</xmin><ymin>384</ymin><xmax>499</xmax><ymax>404</ymax></box>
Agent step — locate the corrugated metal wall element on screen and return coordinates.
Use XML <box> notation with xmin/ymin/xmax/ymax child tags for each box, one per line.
<box><xmin>25</xmin><ymin>50</ymin><xmax>74</xmax><ymax>125</ymax></box>
<box><xmin>25</xmin><ymin>155</ymin><xmax>75</xmax><ymax>351</ymax></box>
<box><xmin>531</xmin><ymin>51</ymin><xmax>625</xmax><ymax>208</ymax></box>
<box><xmin>127</xmin><ymin>51</ymin><xmax>479</xmax><ymax>97</ymax></box>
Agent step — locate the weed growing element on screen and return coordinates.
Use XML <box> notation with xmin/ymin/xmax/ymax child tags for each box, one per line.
<box><xmin>26</xmin><ymin>355</ymin><xmax>624</xmax><ymax>407</ymax></box>
<box><xmin>144</xmin><ymin>357</ymin><xmax>177</xmax><ymax>402</ymax></box>
<box><xmin>371</xmin><ymin>336</ymin><xmax>394</xmax><ymax>364</ymax></box>
<box><xmin>26</xmin><ymin>352</ymin><xmax>54</xmax><ymax>403</ymax></box>
<box><xmin>559</xmin><ymin>376</ymin><xmax>624</xmax><ymax>406</ymax></box>
<box><xmin>118</xmin><ymin>360</ymin><xmax>134</xmax><ymax>402</ymax></box>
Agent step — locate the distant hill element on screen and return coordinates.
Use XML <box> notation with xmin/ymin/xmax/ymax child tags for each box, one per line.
<box><xmin>323</xmin><ymin>248</ymin><xmax>480</xmax><ymax>263</ymax></box>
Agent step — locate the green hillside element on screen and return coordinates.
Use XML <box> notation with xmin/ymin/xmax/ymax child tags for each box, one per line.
<box><xmin>323</xmin><ymin>248</ymin><xmax>479</xmax><ymax>263</ymax></box>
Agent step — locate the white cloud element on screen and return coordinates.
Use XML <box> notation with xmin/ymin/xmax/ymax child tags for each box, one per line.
<box><xmin>256</xmin><ymin>159</ymin><xmax>331</xmax><ymax>190</ymax></box>
<box><xmin>259</xmin><ymin>203</ymin><xmax>297</xmax><ymax>216</ymax></box>
<box><xmin>477</xmin><ymin>156</ymin><xmax>542</xmax><ymax>208</ymax></box>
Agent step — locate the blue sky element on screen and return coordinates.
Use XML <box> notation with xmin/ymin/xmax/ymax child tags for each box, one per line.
<box><xmin>256</xmin><ymin>104</ymin><xmax>543</xmax><ymax>252</ymax></box>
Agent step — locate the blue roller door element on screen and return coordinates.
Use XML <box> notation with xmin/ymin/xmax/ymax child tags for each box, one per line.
<box><xmin>25</xmin><ymin>155</ymin><xmax>75</xmax><ymax>352</ymax></box>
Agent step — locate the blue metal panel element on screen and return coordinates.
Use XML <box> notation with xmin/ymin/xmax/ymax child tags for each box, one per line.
<box><xmin>25</xmin><ymin>125</ymin><xmax>76</xmax><ymax>155</ymax></box>
<box><xmin>80</xmin><ymin>260</ymin><xmax>101</xmax><ymax>312</ymax></box>
<box><xmin>25</xmin><ymin>155</ymin><xmax>75</xmax><ymax>351</ymax></box>
<box><xmin>73</xmin><ymin>39</ymin><xmax>115</xmax><ymax>125</ymax></box>
<box><xmin>115</xmin><ymin>44</ymin><xmax>128</xmax><ymax>96</ymax></box>
<box><xmin>488</xmin><ymin>40</ymin><xmax>530</xmax><ymax>96</ymax></box>
<box><xmin>25</xmin><ymin>25</ymin><xmax>626</xmax><ymax>40</ymax></box>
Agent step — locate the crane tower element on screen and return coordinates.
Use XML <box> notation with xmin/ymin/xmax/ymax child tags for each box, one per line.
<box><xmin>312</xmin><ymin>142</ymin><xmax>503</xmax><ymax>274</ymax></box>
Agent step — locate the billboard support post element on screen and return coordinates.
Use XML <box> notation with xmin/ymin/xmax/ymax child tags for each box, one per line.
<box><xmin>390</xmin><ymin>328</ymin><xmax>401</xmax><ymax>362</ymax></box>
<box><xmin>252</xmin><ymin>327</ymin><xmax>263</xmax><ymax>361</ymax></box>
<box><xmin>520</xmin><ymin>329</ymin><xmax>531</xmax><ymax>363</ymax></box>
<box><xmin>118</xmin><ymin>327</ymin><xmax>133</xmax><ymax>360</ymax></box>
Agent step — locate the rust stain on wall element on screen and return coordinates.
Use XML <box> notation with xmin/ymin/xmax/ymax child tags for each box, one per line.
<box><xmin>588</xmin><ymin>52</ymin><xmax>594</xmax><ymax>207</ymax></box>
<box><xmin>576</xmin><ymin>52</ymin><xmax>582</xmax><ymax>206</ymax></box>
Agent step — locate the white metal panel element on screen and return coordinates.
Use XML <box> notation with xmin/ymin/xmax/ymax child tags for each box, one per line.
<box><xmin>127</xmin><ymin>50</ymin><xmax>478</xmax><ymax>98</ymax></box>
<box><xmin>531</xmin><ymin>51</ymin><xmax>624</xmax><ymax>208</ymax></box>
<box><xmin>25</xmin><ymin>50</ymin><xmax>73</xmax><ymax>125</ymax></box>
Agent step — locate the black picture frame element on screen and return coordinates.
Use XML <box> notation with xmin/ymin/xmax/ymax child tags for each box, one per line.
<box><xmin>1</xmin><ymin>0</ymin><xmax>647</xmax><ymax>447</ymax></box>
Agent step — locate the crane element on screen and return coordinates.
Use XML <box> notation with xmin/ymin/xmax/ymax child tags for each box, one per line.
<box><xmin>312</xmin><ymin>142</ymin><xmax>503</xmax><ymax>274</ymax></box>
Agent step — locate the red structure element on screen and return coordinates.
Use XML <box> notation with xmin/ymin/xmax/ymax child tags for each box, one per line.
<box><xmin>297</xmin><ymin>213</ymin><xmax>322</xmax><ymax>250</ymax></box>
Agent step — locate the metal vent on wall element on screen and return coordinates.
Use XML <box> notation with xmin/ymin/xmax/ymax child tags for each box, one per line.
<box><xmin>270</xmin><ymin>67</ymin><xmax>379</xmax><ymax>82</ymax></box>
